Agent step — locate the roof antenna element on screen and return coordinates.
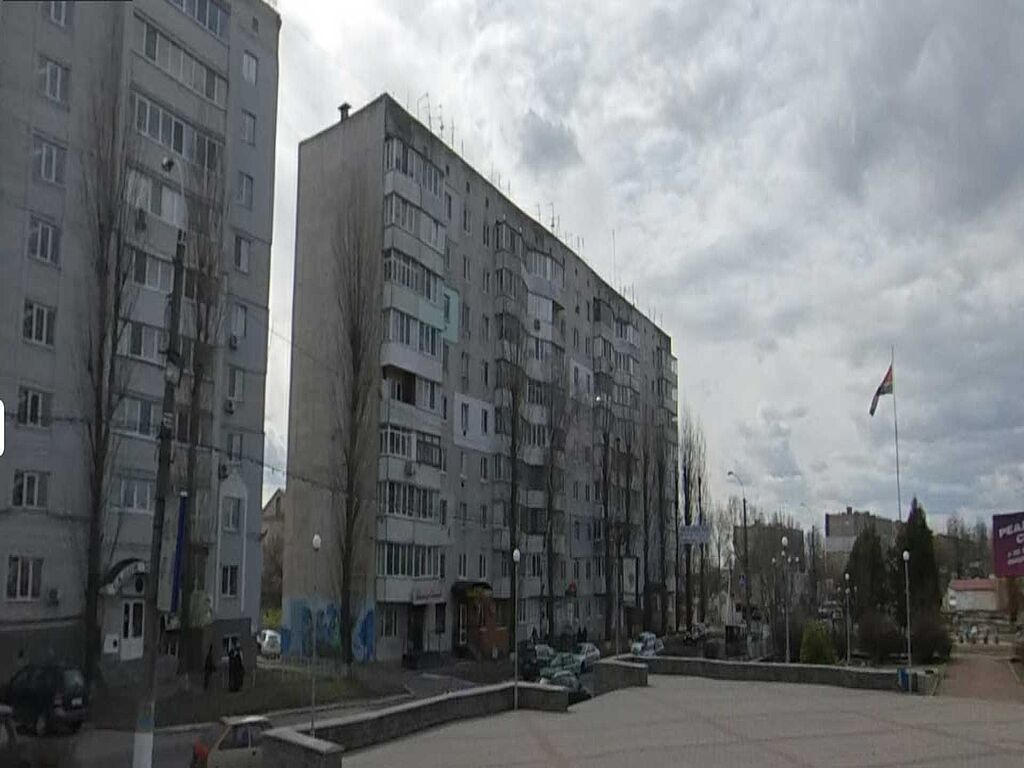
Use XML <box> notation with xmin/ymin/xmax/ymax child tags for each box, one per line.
<box><xmin>438</xmin><ymin>103</ymin><xmax>444</xmax><ymax>136</ymax></box>
<box><xmin>416</xmin><ymin>92</ymin><xmax>430</xmax><ymax>129</ymax></box>
<box><xmin>548</xmin><ymin>203</ymin><xmax>555</xmax><ymax>229</ymax></box>
<box><xmin>612</xmin><ymin>229</ymin><xmax>617</xmax><ymax>288</ymax></box>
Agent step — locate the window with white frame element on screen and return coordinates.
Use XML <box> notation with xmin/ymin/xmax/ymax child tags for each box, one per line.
<box><xmin>228</xmin><ymin>367</ymin><xmax>244</xmax><ymax>400</ymax></box>
<box><xmin>227</xmin><ymin>432</ymin><xmax>243</xmax><ymax>461</ymax></box>
<box><xmin>16</xmin><ymin>387</ymin><xmax>52</xmax><ymax>428</ymax></box>
<box><xmin>379</xmin><ymin>424</ymin><xmax>413</xmax><ymax>458</ymax></box>
<box><xmin>22</xmin><ymin>301</ymin><xmax>55</xmax><ymax>347</ymax></box>
<box><xmin>137</xmin><ymin>17</ymin><xmax>227</xmax><ymax>107</ymax></box>
<box><xmin>478</xmin><ymin>554</ymin><xmax>486</xmax><ymax>579</ymax></box>
<box><xmin>33</xmin><ymin>136</ymin><xmax>66</xmax><ymax>185</ymax></box>
<box><xmin>132</xmin><ymin>91</ymin><xmax>221</xmax><ymax>171</ymax></box>
<box><xmin>12</xmin><ymin>470</ymin><xmax>49</xmax><ymax>509</ymax></box>
<box><xmin>481</xmin><ymin>409</ymin><xmax>489</xmax><ymax>435</ymax></box>
<box><xmin>114</xmin><ymin>396</ymin><xmax>158</xmax><ymax>437</ymax></box>
<box><xmin>458</xmin><ymin>552</ymin><xmax>467</xmax><ymax>578</ymax></box>
<box><xmin>167</xmin><ymin>0</ymin><xmax>229</xmax><ymax>38</ymax></box>
<box><xmin>460</xmin><ymin>403</ymin><xmax>469</xmax><ymax>432</ymax></box>
<box><xmin>223</xmin><ymin>496</ymin><xmax>242</xmax><ymax>531</ymax></box>
<box><xmin>220</xmin><ymin>564</ymin><xmax>238</xmax><ymax>597</ymax></box>
<box><xmin>383</xmin><ymin>193</ymin><xmax>417</xmax><ymax>234</ymax></box>
<box><xmin>379</xmin><ymin>604</ymin><xmax>398</xmax><ymax>638</ymax></box>
<box><xmin>6</xmin><ymin>556</ymin><xmax>43</xmax><ymax>601</ymax></box>
<box><xmin>48</xmin><ymin>1</ymin><xmax>68</xmax><ymax>27</ymax></box>
<box><xmin>122</xmin><ymin>321</ymin><xmax>165</xmax><ymax>364</ymax></box>
<box><xmin>241</xmin><ymin>110</ymin><xmax>256</xmax><ymax>144</ymax></box>
<box><xmin>27</xmin><ymin>216</ymin><xmax>60</xmax><ymax>265</ymax></box>
<box><xmin>242</xmin><ymin>51</ymin><xmax>258</xmax><ymax>84</ymax></box>
<box><xmin>131</xmin><ymin>248</ymin><xmax>173</xmax><ymax>292</ymax></box>
<box><xmin>234</xmin><ymin>235</ymin><xmax>251</xmax><ymax>272</ymax></box>
<box><xmin>236</xmin><ymin>172</ymin><xmax>253</xmax><ymax>209</ymax></box>
<box><xmin>37</xmin><ymin>57</ymin><xmax>69</xmax><ymax>105</ymax></box>
<box><xmin>116</xmin><ymin>475</ymin><xmax>154</xmax><ymax>513</ymax></box>
<box><xmin>480</xmin><ymin>457</ymin><xmax>488</xmax><ymax>481</ymax></box>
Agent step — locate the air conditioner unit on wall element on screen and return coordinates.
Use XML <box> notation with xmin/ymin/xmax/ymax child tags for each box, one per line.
<box><xmin>224</xmin><ymin>398</ymin><xmax>236</xmax><ymax>414</ymax></box>
<box><xmin>229</xmin><ymin>334</ymin><xmax>239</xmax><ymax>350</ymax></box>
<box><xmin>47</xmin><ymin>588</ymin><xmax>61</xmax><ymax>607</ymax></box>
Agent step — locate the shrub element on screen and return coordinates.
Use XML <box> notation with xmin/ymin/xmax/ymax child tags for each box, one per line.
<box><xmin>858</xmin><ymin>610</ymin><xmax>903</xmax><ymax>663</ymax></box>
<box><xmin>911</xmin><ymin>610</ymin><xmax>952</xmax><ymax>663</ymax></box>
<box><xmin>800</xmin><ymin>621</ymin><xmax>837</xmax><ymax>665</ymax></box>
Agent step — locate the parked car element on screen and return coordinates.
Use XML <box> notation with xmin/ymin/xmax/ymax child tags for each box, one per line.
<box><xmin>256</xmin><ymin>629</ymin><xmax>281</xmax><ymax>658</ymax></box>
<box><xmin>0</xmin><ymin>705</ymin><xmax>30</xmax><ymax>768</ymax></box>
<box><xmin>573</xmin><ymin>642</ymin><xmax>601</xmax><ymax>671</ymax></box>
<box><xmin>0</xmin><ymin>665</ymin><xmax>87</xmax><ymax>736</ymax></box>
<box><xmin>539</xmin><ymin>671</ymin><xmax>591</xmax><ymax>704</ymax></box>
<box><xmin>518</xmin><ymin>642</ymin><xmax>555</xmax><ymax>681</ymax></box>
<box><xmin>539</xmin><ymin>651</ymin><xmax>583</xmax><ymax>679</ymax></box>
<box><xmin>191</xmin><ymin>715</ymin><xmax>271</xmax><ymax>768</ymax></box>
<box><xmin>631</xmin><ymin>632</ymin><xmax>664</xmax><ymax>657</ymax></box>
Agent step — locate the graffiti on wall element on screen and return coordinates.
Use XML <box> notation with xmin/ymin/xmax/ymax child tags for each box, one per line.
<box><xmin>282</xmin><ymin>597</ymin><xmax>375</xmax><ymax>662</ymax></box>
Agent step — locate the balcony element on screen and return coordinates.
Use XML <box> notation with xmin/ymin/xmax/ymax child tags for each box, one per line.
<box><xmin>553</xmin><ymin>534</ymin><xmax>566</xmax><ymax>555</ymax></box>
<box><xmin>377</xmin><ymin>514</ymin><xmax>448</xmax><ymax>547</ymax></box>
<box><xmin>376</xmin><ymin>576</ymin><xmax>445</xmax><ymax>604</ymax></box>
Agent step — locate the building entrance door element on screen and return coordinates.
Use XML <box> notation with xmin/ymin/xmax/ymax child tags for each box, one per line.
<box><xmin>408</xmin><ymin>605</ymin><xmax>425</xmax><ymax>653</ymax></box>
<box><xmin>121</xmin><ymin>599</ymin><xmax>144</xmax><ymax>660</ymax></box>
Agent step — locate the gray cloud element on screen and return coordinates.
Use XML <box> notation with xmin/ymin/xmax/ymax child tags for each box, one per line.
<box><xmin>269</xmin><ymin>0</ymin><xmax>1024</xmax><ymax>533</ymax></box>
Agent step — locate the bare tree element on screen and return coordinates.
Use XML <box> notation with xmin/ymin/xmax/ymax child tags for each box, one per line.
<box><xmin>77</xmin><ymin>44</ymin><xmax>140</xmax><ymax>688</ymax></box>
<box><xmin>176</xmin><ymin>166</ymin><xmax>226</xmax><ymax>674</ymax></box>
<box><xmin>329</xmin><ymin>190</ymin><xmax>382</xmax><ymax>667</ymax></box>
<box><xmin>678</xmin><ymin>407</ymin><xmax>705</xmax><ymax>632</ymax></box>
<box><xmin>639</xmin><ymin>403</ymin><xmax>657</xmax><ymax>631</ymax></box>
<box><xmin>657</xmin><ymin>429</ymin><xmax>670</xmax><ymax>634</ymax></box>
<box><xmin>540</xmin><ymin>357</ymin><xmax>573</xmax><ymax>642</ymax></box>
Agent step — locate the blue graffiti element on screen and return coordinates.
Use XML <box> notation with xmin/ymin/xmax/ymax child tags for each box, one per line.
<box><xmin>283</xmin><ymin>597</ymin><xmax>375</xmax><ymax>661</ymax></box>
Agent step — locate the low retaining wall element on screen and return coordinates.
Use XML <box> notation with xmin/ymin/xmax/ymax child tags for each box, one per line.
<box><xmin>594</xmin><ymin>658</ymin><xmax>649</xmax><ymax>695</ymax></box>
<box><xmin>637</xmin><ymin>655</ymin><xmax>902</xmax><ymax>692</ymax></box>
<box><xmin>271</xmin><ymin>681</ymin><xmax>567</xmax><ymax>762</ymax></box>
<box><xmin>262</xmin><ymin>729</ymin><xmax>344</xmax><ymax>768</ymax></box>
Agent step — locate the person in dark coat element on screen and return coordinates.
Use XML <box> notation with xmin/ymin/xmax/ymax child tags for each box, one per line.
<box><xmin>203</xmin><ymin>645</ymin><xmax>215</xmax><ymax>690</ymax></box>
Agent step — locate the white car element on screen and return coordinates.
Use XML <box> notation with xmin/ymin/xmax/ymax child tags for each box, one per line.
<box><xmin>573</xmin><ymin>642</ymin><xmax>601</xmax><ymax>671</ymax></box>
<box><xmin>191</xmin><ymin>715</ymin><xmax>271</xmax><ymax>767</ymax></box>
<box><xmin>256</xmin><ymin>629</ymin><xmax>281</xmax><ymax>658</ymax></box>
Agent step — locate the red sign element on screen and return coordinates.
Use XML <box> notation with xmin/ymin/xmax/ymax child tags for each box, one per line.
<box><xmin>992</xmin><ymin>512</ymin><xmax>1024</xmax><ymax>577</ymax></box>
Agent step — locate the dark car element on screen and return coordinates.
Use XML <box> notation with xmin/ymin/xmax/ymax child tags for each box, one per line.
<box><xmin>0</xmin><ymin>665</ymin><xmax>88</xmax><ymax>736</ymax></box>
<box><xmin>0</xmin><ymin>705</ymin><xmax>30</xmax><ymax>767</ymax></box>
<box><xmin>539</xmin><ymin>671</ymin><xmax>591</xmax><ymax>705</ymax></box>
<box><xmin>517</xmin><ymin>642</ymin><xmax>555</xmax><ymax>682</ymax></box>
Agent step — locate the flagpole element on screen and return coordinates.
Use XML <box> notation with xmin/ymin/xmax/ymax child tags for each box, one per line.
<box><xmin>892</xmin><ymin>345</ymin><xmax>903</xmax><ymax>523</ymax></box>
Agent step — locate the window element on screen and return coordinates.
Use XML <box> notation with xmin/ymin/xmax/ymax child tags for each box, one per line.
<box><xmin>234</xmin><ymin>235</ymin><xmax>251</xmax><ymax>273</ymax></box>
<box><xmin>478</xmin><ymin>554</ymin><xmax>486</xmax><ymax>578</ymax></box>
<box><xmin>114</xmin><ymin>396</ymin><xmax>157</xmax><ymax>437</ymax></box>
<box><xmin>227</xmin><ymin>432</ymin><xmax>243</xmax><ymax>461</ymax></box>
<box><xmin>232</xmin><ymin>303</ymin><xmax>247</xmax><ymax>337</ymax></box>
<box><xmin>22</xmin><ymin>301</ymin><xmax>56</xmax><ymax>347</ymax></box>
<box><xmin>33</xmin><ymin>136</ymin><xmax>66</xmax><ymax>185</ymax></box>
<box><xmin>116</xmin><ymin>475</ymin><xmax>154</xmax><ymax>513</ymax></box>
<box><xmin>27</xmin><ymin>216</ymin><xmax>60</xmax><ymax>265</ymax></box>
<box><xmin>38</xmin><ymin>57</ymin><xmax>69</xmax><ymax>105</ymax></box>
<box><xmin>460</xmin><ymin>403</ymin><xmax>469</xmax><ymax>432</ymax></box>
<box><xmin>228</xmin><ymin>367</ymin><xmax>244</xmax><ymax>400</ymax></box>
<box><xmin>138</xmin><ymin>18</ymin><xmax>227</xmax><ymax>107</ymax></box>
<box><xmin>379</xmin><ymin>424</ymin><xmax>413</xmax><ymax>458</ymax></box>
<box><xmin>223</xmin><ymin>496</ymin><xmax>242</xmax><ymax>530</ymax></box>
<box><xmin>481</xmin><ymin>409</ymin><xmax>489</xmax><ymax>434</ymax></box>
<box><xmin>12</xmin><ymin>471</ymin><xmax>49</xmax><ymax>509</ymax></box>
<box><xmin>132</xmin><ymin>92</ymin><xmax>221</xmax><ymax>172</ymax></box>
<box><xmin>435</xmin><ymin>604</ymin><xmax>446</xmax><ymax>634</ymax></box>
<box><xmin>379</xmin><ymin>604</ymin><xmax>398</xmax><ymax>638</ymax></box>
<box><xmin>458</xmin><ymin>552</ymin><xmax>467</xmax><ymax>578</ymax></box>
<box><xmin>16</xmin><ymin>387</ymin><xmax>52</xmax><ymax>428</ymax></box>
<box><xmin>48</xmin><ymin>1</ymin><xmax>68</xmax><ymax>27</ymax></box>
<box><xmin>241</xmin><ymin>110</ymin><xmax>256</xmax><ymax>144</ymax></box>
<box><xmin>574</xmin><ymin>521</ymin><xmax>580</xmax><ymax>540</ymax></box>
<box><xmin>573</xmin><ymin>559</ymin><xmax>580</xmax><ymax>579</ymax></box>
<box><xmin>482</xmin><ymin>316</ymin><xmax>490</xmax><ymax>341</ymax></box>
<box><xmin>236</xmin><ymin>172</ymin><xmax>253</xmax><ymax>209</ymax></box>
<box><xmin>132</xmin><ymin>249</ymin><xmax>173</xmax><ymax>292</ymax></box>
<box><xmin>122</xmin><ymin>321</ymin><xmax>164</xmax><ymax>364</ymax></box>
<box><xmin>242</xmin><ymin>52</ymin><xmax>258</xmax><ymax>84</ymax></box>
<box><xmin>480</xmin><ymin>458</ymin><xmax>489</xmax><ymax>481</ymax></box>
<box><xmin>481</xmin><ymin>361</ymin><xmax>489</xmax><ymax>386</ymax></box>
<box><xmin>6</xmin><ymin>556</ymin><xmax>43</xmax><ymax>602</ymax></box>
<box><xmin>220</xmin><ymin>565</ymin><xmax>239</xmax><ymax>597</ymax></box>
<box><xmin>444</xmin><ymin>192</ymin><xmax>452</xmax><ymax>221</ymax></box>
<box><xmin>462</xmin><ymin>207</ymin><xmax>471</xmax><ymax>234</ymax></box>
<box><xmin>383</xmin><ymin>249</ymin><xmax>440</xmax><ymax>302</ymax></box>
<box><xmin>167</xmin><ymin>0</ymin><xmax>229</xmax><ymax>38</ymax></box>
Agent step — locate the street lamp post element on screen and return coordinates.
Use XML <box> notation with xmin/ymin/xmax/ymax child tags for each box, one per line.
<box><xmin>311</xmin><ymin>533</ymin><xmax>321</xmax><ymax>735</ymax></box>
<box><xmin>781</xmin><ymin>536</ymin><xmax>790</xmax><ymax>663</ymax></box>
<box><xmin>844</xmin><ymin>572</ymin><xmax>851</xmax><ymax>665</ymax></box>
<box><xmin>512</xmin><ymin>547</ymin><xmax>521</xmax><ymax>710</ymax></box>
<box><xmin>902</xmin><ymin>549</ymin><xmax>912</xmax><ymax>679</ymax></box>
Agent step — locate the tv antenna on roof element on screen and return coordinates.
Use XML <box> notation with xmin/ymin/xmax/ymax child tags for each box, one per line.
<box><xmin>416</xmin><ymin>92</ymin><xmax>431</xmax><ymax>130</ymax></box>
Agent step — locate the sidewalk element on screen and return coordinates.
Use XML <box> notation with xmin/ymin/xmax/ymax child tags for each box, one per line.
<box><xmin>940</xmin><ymin>650</ymin><xmax>1024</xmax><ymax>703</ymax></box>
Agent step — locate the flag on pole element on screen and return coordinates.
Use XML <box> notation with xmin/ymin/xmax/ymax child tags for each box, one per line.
<box><xmin>869</xmin><ymin>364</ymin><xmax>894</xmax><ymax>416</ymax></box>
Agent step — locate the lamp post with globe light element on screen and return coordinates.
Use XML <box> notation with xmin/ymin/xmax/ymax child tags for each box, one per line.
<box><xmin>311</xmin><ymin>533</ymin><xmax>322</xmax><ymax>735</ymax></box>
<box><xmin>781</xmin><ymin>536</ymin><xmax>790</xmax><ymax>662</ymax></box>
<box><xmin>844</xmin><ymin>572</ymin><xmax>851</xmax><ymax>665</ymax></box>
<box><xmin>903</xmin><ymin>549</ymin><xmax>912</xmax><ymax>682</ymax></box>
<box><xmin>512</xmin><ymin>547</ymin><xmax>521</xmax><ymax>710</ymax></box>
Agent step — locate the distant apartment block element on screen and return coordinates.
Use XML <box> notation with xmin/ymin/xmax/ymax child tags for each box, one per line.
<box><xmin>0</xmin><ymin>0</ymin><xmax>279</xmax><ymax>676</ymax></box>
<box><xmin>824</xmin><ymin>507</ymin><xmax>901</xmax><ymax>577</ymax></box>
<box><xmin>283</xmin><ymin>94</ymin><xmax>679</xmax><ymax>662</ymax></box>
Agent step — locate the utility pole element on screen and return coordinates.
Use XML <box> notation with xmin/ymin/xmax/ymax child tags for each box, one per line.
<box><xmin>133</xmin><ymin>228</ymin><xmax>186</xmax><ymax>768</ymax></box>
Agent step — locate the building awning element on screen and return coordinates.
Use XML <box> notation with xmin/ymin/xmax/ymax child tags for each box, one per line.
<box><xmin>451</xmin><ymin>580</ymin><xmax>492</xmax><ymax>599</ymax></box>
<box><xmin>101</xmin><ymin>558</ymin><xmax>148</xmax><ymax>596</ymax></box>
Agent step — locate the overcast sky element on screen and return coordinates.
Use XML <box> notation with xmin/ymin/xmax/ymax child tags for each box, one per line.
<box><xmin>262</xmin><ymin>0</ymin><xmax>1024</xmax><ymax>534</ymax></box>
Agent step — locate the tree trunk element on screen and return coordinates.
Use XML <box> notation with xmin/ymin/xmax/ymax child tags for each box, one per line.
<box><xmin>673</xmin><ymin>464</ymin><xmax>680</xmax><ymax>633</ymax></box>
<box><xmin>545</xmin><ymin>514</ymin><xmax>555</xmax><ymax>643</ymax></box>
<box><xmin>177</xmin><ymin>365</ymin><xmax>203</xmax><ymax>675</ymax></box>
<box><xmin>602</xmin><ymin>434</ymin><xmax>612</xmax><ymax>642</ymax></box>
<box><xmin>657</xmin><ymin>455</ymin><xmax>667</xmax><ymax>634</ymax></box>
<box><xmin>642</xmin><ymin>449</ymin><xmax>651</xmax><ymax>632</ymax></box>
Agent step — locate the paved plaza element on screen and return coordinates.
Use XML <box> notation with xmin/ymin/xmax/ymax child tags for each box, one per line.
<box><xmin>346</xmin><ymin>675</ymin><xmax>1024</xmax><ymax>767</ymax></box>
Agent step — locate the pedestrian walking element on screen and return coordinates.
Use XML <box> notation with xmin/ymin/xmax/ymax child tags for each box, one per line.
<box><xmin>203</xmin><ymin>644</ymin><xmax>215</xmax><ymax>690</ymax></box>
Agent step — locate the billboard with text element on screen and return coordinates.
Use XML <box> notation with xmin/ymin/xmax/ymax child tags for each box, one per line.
<box><xmin>992</xmin><ymin>511</ymin><xmax>1024</xmax><ymax>578</ymax></box>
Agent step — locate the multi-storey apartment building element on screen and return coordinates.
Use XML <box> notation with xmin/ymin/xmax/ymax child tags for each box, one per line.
<box><xmin>0</xmin><ymin>0</ymin><xmax>279</xmax><ymax>678</ymax></box>
<box><xmin>284</xmin><ymin>94</ymin><xmax>678</xmax><ymax>663</ymax></box>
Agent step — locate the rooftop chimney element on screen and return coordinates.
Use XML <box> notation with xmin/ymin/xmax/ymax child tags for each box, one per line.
<box><xmin>338</xmin><ymin>102</ymin><xmax>351</xmax><ymax>122</ymax></box>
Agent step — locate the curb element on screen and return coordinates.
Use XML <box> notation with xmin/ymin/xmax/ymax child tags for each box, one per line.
<box><xmin>151</xmin><ymin>692</ymin><xmax>413</xmax><ymax>734</ymax></box>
